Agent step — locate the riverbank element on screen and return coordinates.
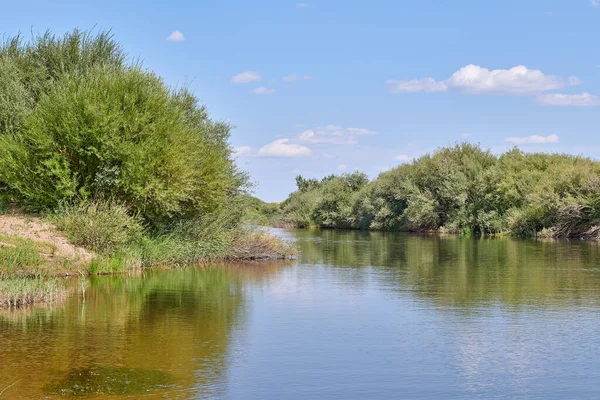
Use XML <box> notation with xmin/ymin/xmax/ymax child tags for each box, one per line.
<box><xmin>0</xmin><ymin>213</ymin><xmax>296</xmax><ymax>308</ymax></box>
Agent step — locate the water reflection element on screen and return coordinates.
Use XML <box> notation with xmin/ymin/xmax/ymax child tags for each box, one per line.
<box><xmin>0</xmin><ymin>264</ymin><xmax>285</xmax><ymax>399</ymax></box>
<box><xmin>295</xmin><ymin>229</ymin><xmax>600</xmax><ymax>307</ymax></box>
<box><xmin>1</xmin><ymin>231</ymin><xmax>599</xmax><ymax>399</ymax></box>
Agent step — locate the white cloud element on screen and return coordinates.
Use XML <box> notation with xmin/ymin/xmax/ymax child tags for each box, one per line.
<box><xmin>299</xmin><ymin>129</ymin><xmax>316</xmax><ymax>141</ymax></box>
<box><xmin>231</xmin><ymin>71</ymin><xmax>261</xmax><ymax>84</ymax></box>
<box><xmin>347</xmin><ymin>127</ymin><xmax>378</xmax><ymax>135</ymax></box>
<box><xmin>337</xmin><ymin>164</ymin><xmax>347</xmax><ymax>171</ymax></box>
<box><xmin>297</xmin><ymin>125</ymin><xmax>378</xmax><ymax>145</ymax></box>
<box><xmin>537</xmin><ymin>92</ymin><xmax>600</xmax><ymax>106</ymax></box>
<box><xmin>591</xmin><ymin>0</ymin><xmax>599</xmax><ymax>7</ymax></box>
<box><xmin>234</xmin><ymin>146</ymin><xmax>252</xmax><ymax>156</ymax></box>
<box><xmin>387</xmin><ymin>77</ymin><xmax>448</xmax><ymax>93</ymax></box>
<box><xmin>447</xmin><ymin>65</ymin><xmax>579</xmax><ymax>94</ymax></box>
<box><xmin>166</xmin><ymin>30</ymin><xmax>185</xmax><ymax>42</ymax></box>
<box><xmin>303</xmin><ymin>75</ymin><xmax>313</xmax><ymax>80</ymax></box>
<box><xmin>299</xmin><ymin>126</ymin><xmax>346</xmax><ymax>144</ymax></box>
<box><xmin>253</xmin><ymin>87</ymin><xmax>276</xmax><ymax>95</ymax></box>
<box><xmin>259</xmin><ymin>139</ymin><xmax>312</xmax><ymax>157</ymax></box>
<box><xmin>504</xmin><ymin>134</ymin><xmax>559</xmax><ymax>144</ymax></box>
<box><xmin>296</xmin><ymin>3</ymin><xmax>310</xmax><ymax>7</ymax></box>
<box><xmin>388</xmin><ymin>64</ymin><xmax>580</xmax><ymax>95</ymax></box>
<box><xmin>395</xmin><ymin>154</ymin><xmax>412</xmax><ymax>162</ymax></box>
<box><xmin>460</xmin><ymin>132</ymin><xmax>472</xmax><ymax>138</ymax></box>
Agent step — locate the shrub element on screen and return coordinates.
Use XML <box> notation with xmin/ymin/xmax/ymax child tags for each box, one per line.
<box><xmin>0</xmin><ymin>66</ymin><xmax>245</xmax><ymax>223</ymax></box>
<box><xmin>53</xmin><ymin>200</ymin><xmax>143</xmax><ymax>254</ymax></box>
<box><xmin>0</xmin><ymin>29</ymin><xmax>246</xmax><ymax>227</ymax></box>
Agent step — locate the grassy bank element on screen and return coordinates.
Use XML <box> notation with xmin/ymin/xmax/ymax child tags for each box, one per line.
<box><xmin>278</xmin><ymin>143</ymin><xmax>600</xmax><ymax>240</ymax></box>
<box><xmin>0</xmin><ymin>212</ymin><xmax>295</xmax><ymax>308</ymax></box>
<box><xmin>0</xmin><ymin>209</ymin><xmax>295</xmax><ymax>308</ymax></box>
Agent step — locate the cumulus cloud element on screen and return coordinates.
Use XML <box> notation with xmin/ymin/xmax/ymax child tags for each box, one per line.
<box><xmin>253</xmin><ymin>87</ymin><xmax>276</xmax><ymax>95</ymax></box>
<box><xmin>388</xmin><ymin>64</ymin><xmax>580</xmax><ymax>95</ymax></box>
<box><xmin>166</xmin><ymin>30</ymin><xmax>185</xmax><ymax>42</ymax></box>
<box><xmin>537</xmin><ymin>92</ymin><xmax>600</xmax><ymax>106</ymax></box>
<box><xmin>258</xmin><ymin>139</ymin><xmax>312</xmax><ymax>157</ymax></box>
<box><xmin>296</xmin><ymin>3</ymin><xmax>310</xmax><ymax>7</ymax></box>
<box><xmin>231</xmin><ymin>71</ymin><xmax>261</xmax><ymax>84</ymax></box>
<box><xmin>233</xmin><ymin>146</ymin><xmax>252</xmax><ymax>156</ymax></box>
<box><xmin>504</xmin><ymin>134</ymin><xmax>559</xmax><ymax>144</ymax></box>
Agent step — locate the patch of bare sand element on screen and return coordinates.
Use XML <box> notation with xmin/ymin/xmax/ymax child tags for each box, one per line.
<box><xmin>0</xmin><ymin>214</ymin><xmax>93</xmax><ymax>266</ymax></box>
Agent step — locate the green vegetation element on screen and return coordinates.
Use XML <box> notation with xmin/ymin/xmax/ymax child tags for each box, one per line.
<box><xmin>0</xmin><ymin>29</ymin><xmax>293</xmax><ymax>306</ymax></box>
<box><xmin>0</xmin><ymin>277</ymin><xmax>65</xmax><ymax>308</ymax></box>
<box><xmin>52</xmin><ymin>201</ymin><xmax>143</xmax><ymax>254</ymax></box>
<box><xmin>280</xmin><ymin>143</ymin><xmax>600</xmax><ymax>239</ymax></box>
<box><xmin>240</xmin><ymin>195</ymin><xmax>282</xmax><ymax>226</ymax></box>
<box><xmin>0</xmin><ymin>30</ymin><xmax>244</xmax><ymax>221</ymax></box>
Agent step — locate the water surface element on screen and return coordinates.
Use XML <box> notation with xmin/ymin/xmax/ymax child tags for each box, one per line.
<box><xmin>2</xmin><ymin>230</ymin><xmax>600</xmax><ymax>399</ymax></box>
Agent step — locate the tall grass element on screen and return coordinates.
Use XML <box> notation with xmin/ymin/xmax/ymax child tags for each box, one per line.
<box><xmin>0</xmin><ymin>235</ymin><xmax>53</xmax><ymax>278</ymax></box>
<box><xmin>0</xmin><ymin>277</ymin><xmax>66</xmax><ymax>308</ymax></box>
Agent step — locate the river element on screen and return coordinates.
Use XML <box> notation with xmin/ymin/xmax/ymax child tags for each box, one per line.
<box><xmin>1</xmin><ymin>229</ymin><xmax>600</xmax><ymax>399</ymax></box>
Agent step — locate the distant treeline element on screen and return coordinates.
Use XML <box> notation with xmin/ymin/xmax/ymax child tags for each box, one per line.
<box><xmin>278</xmin><ymin>143</ymin><xmax>600</xmax><ymax>239</ymax></box>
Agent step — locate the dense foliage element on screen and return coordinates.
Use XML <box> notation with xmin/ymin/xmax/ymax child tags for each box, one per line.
<box><xmin>240</xmin><ymin>195</ymin><xmax>281</xmax><ymax>225</ymax></box>
<box><xmin>280</xmin><ymin>143</ymin><xmax>600</xmax><ymax>239</ymax></box>
<box><xmin>0</xmin><ymin>29</ymin><xmax>290</xmax><ymax>278</ymax></box>
<box><xmin>0</xmin><ymin>29</ymin><xmax>244</xmax><ymax>225</ymax></box>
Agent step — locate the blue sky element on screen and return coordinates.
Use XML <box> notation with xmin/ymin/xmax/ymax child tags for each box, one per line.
<box><xmin>3</xmin><ymin>1</ymin><xmax>600</xmax><ymax>201</ymax></box>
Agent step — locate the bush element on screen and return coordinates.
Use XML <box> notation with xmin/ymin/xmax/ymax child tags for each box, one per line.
<box><xmin>0</xmin><ymin>29</ymin><xmax>246</xmax><ymax>228</ymax></box>
<box><xmin>53</xmin><ymin>201</ymin><xmax>143</xmax><ymax>254</ymax></box>
<box><xmin>281</xmin><ymin>172</ymin><xmax>369</xmax><ymax>228</ymax></box>
<box><xmin>0</xmin><ymin>66</ymin><xmax>244</xmax><ymax>223</ymax></box>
